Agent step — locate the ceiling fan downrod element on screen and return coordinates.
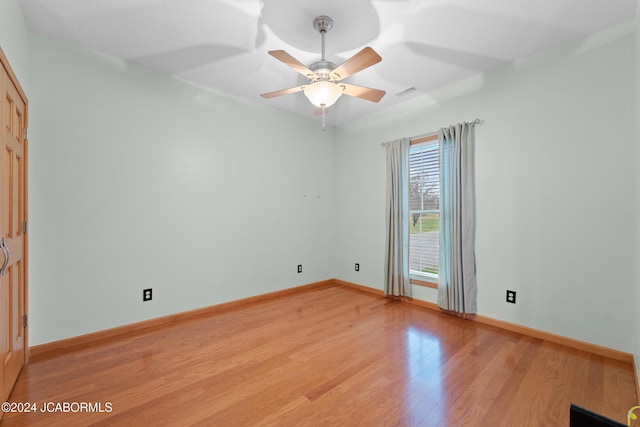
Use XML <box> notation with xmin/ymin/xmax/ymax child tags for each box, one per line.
<box><xmin>313</xmin><ymin>16</ymin><xmax>333</xmax><ymax>62</ymax></box>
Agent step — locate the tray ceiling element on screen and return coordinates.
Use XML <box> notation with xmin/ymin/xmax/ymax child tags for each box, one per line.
<box><xmin>21</xmin><ymin>0</ymin><xmax>637</xmax><ymax>126</ymax></box>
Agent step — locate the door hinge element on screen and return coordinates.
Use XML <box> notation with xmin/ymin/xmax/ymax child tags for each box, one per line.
<box><xmin>23</xmin><ymin>221</ymin><xmax>28</xmax><ymax>234</ymax></box>
<box><xmin>23</xmin><ymin>314</ymin><xmax>28</xmax><ymax>328</ymax></box>
<box><xmin>24</xmin><ymin>127</ymin><xmax>28</xmax><ymax>140</ymax></box>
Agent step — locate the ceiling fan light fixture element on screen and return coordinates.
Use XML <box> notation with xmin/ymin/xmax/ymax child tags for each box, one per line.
<box><xmin>303</xmin><ymin>81</ymin><xmax>343</xmax><ymax>107</ymax></box>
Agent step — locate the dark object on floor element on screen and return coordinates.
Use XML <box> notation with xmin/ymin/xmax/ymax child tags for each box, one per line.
<box><xmin>570</xmin><ymin>404</ymin><xmax>626</xmax><ymax>427</ymax></box>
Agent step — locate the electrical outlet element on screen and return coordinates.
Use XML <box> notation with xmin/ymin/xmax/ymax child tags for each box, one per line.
<box><xmin>355</xmin><ymin>263</ymin><xmax>360</xmax><ymax>272</ymax></box>
<box><xmin>143</xmin><ymin>288</ymin><xmax>152</xmax><ymax>302</ymax></box>
<box><xmin>506</xmin><ymin>290</ymin><xmax>516</xmax><ymax>304</ymax></box>
<box><xmin>297</xmin><ymin>264</ymin><xmax>302</xmax><ymax>274</ymax></box>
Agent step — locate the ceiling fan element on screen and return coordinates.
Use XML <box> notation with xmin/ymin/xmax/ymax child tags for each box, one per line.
<box><xmin>260</xmin><ymin>15</ymin><xmax>385</xmax><ymax>130</ymax></box>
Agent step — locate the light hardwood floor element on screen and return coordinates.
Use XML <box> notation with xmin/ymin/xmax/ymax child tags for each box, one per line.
<box><xmin>2</xmin><ymin>284</ymin><xmax>637</xmax><ymax>426</ymax></box>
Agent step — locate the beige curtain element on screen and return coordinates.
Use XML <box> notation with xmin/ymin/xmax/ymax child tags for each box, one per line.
<box><xmin>385</xmin><ymin>138</ymin><xmax>411</xmax><ymax>297</ymax></box>
<box><xmin>438</xmin><ymin>123</ymin><xmax>477</xmax><ymax>313</ymax></box>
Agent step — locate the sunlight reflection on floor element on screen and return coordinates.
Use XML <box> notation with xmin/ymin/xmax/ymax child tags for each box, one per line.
<box><xmin>405</xmin><ymin>326</ymin><xmax>447</xmax><ymax>425</ymax></box>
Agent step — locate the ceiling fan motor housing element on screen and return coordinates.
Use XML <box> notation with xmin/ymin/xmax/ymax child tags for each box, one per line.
<box><xmin>310</xmin><ymin>60</ymin><xmax>337</xmax><ymax>81</ymax></box>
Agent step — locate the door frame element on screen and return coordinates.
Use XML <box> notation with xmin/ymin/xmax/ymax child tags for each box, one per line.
<box><xmin>0</xmin><ymin>46</ymin><xmax>29</xmax><ymax>364</ymax></box>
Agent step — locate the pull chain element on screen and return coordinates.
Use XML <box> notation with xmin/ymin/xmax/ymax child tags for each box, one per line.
<box><xmin>321</xmin><ymin>105</ymin><xmax>326</xmax><ymax>131</ymax></box>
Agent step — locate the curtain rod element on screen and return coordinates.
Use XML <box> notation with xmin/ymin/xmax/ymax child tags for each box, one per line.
<box><xmin>380</xmin><ymin>118</ymin><xmax>483</xmax><ymax>147</ymax></box>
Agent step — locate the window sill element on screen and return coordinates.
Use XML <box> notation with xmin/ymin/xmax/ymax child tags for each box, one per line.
<box><xmin>410</xmin><ymin>278</ymin><xmax>438</xmax><ymax>289</ymax></box>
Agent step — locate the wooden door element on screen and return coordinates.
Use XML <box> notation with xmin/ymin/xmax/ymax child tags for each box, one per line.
<box><xmin>0</xmin><ymin>48</ymin><xmax>28</xmax><ymax>410</ymax></box>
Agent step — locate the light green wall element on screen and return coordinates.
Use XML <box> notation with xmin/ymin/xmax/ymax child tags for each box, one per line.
<box><xmin>27</xmin><ymin>34</ymin><xmax>335</xmax><ymax>345</ymax></box>
<box><xmin>334</xmin><ymin>23</ymin><xmax>637</xmax><ymax>353</ymax></box>
<box><xmin>0</xmin><ymin>0</ymin><xmax>29</xmax><ymax>89</ymax></box>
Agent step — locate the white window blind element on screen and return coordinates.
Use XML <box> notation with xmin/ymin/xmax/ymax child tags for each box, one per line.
<box><xmin>408</xmin><ymin>141</ymin><xmax>439</xmax><ymax>281</ymax></box>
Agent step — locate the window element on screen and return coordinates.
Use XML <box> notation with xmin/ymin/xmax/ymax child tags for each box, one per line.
<box><xmin>408</xmin><ymin>135</ymin><xmax>439</xmax><ymax>286</ymax></box>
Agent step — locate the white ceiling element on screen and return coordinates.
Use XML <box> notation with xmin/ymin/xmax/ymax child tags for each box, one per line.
<box><xmin>20</xmin><ymin>0</ymin><xmax>637</xmax><ymax>126</ymax></box>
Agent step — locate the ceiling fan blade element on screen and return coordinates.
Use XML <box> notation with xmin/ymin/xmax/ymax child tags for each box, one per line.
<box><xmin>260</xmin><ymin>85</ymin><xmax>306</xmax><ymax>99</ymax></box>
<box><xmin>330</xmin><ymin>47</ymin><xmax>382</xmax><ymax>81</ymax></box>
<box><xmin>268</xmin><ymin>50</ymin><xmax>316</xmax><ymax>79</ymax></box>
<box><xmin>340</xmin><ymin>83</ymin><xmax>386</xmax><ymax>103</ymax></box>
